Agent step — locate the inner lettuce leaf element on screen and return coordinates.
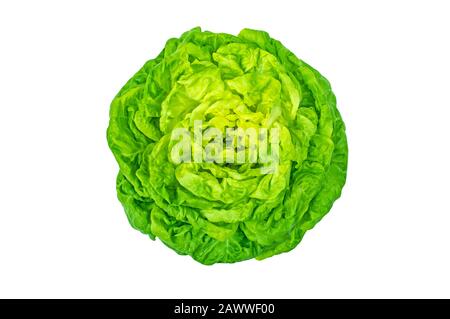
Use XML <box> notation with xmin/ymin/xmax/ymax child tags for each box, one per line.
<box><xmin>107</xmin><ymin>27</ymin><xmax>348</xmax><ymax>265</ymax></box>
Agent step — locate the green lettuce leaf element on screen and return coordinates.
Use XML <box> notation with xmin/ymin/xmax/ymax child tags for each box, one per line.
<box><xmin>107</xmin><ymin>27</ymin><xmax>348</xmax><ymax>265</ymax></box>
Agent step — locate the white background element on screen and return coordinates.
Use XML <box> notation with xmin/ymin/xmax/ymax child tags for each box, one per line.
<box><xmin>1</xmin><ymin>0</ymin><xmax>449</xmax><ymax>299</ymax></box>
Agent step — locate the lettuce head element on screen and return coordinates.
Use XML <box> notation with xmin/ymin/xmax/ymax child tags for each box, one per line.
<box><xmin>107</xmin><ymin>27</ymin><xmax>348</xmax><ymax>265</ymax></box>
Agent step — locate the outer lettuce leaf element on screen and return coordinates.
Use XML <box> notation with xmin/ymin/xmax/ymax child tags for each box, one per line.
<box><xmin>107</xmin><ymin>27</ymin><xmax>348</xmax><ymax>265</ymax></box>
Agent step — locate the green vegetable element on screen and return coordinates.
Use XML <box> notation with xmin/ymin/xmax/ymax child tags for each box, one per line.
<box><xmin>107</xmin><ymin>27</ymin><xmax>348</xmax><ymax>264</ymax></box>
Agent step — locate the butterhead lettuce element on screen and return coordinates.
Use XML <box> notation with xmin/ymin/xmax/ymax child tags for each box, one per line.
<box><xmin>107</xmin><ymin>27</ymin><xmax>348</xmax><ymax>265</ymax></box>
